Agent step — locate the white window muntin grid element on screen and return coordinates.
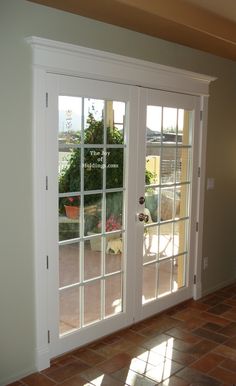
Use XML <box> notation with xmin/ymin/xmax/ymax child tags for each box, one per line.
<box><xmin>58</xmin><ymin>98</ymin><xmax>127</xmax><ymax>332</ymax></box>
<box><xmin>143</xmin><ymin>106</ymin><xmax>192</xmax><ymax>300</ymax></box>
<box><xmin>141</xmin><ymin>252</ymin><xmax>188</xmax><ymax>302</ymax></box>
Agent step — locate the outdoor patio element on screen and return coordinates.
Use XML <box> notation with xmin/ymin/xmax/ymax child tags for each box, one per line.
<box><xmin>59</xmin><ymin>231</ymin><xmax>182</xmax><ymax>335</ymax></box>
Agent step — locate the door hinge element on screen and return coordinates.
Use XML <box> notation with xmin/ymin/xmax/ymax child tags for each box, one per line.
<box><xmin>196</xmin><ymin>222</ymin><xmax>199</xmax><ymax>232</ymax></box>
<box><xmin>46</xmin><ymin>92</ymin><xmax>48</xmax><ymax>108</ymax></box>
<box><xmin>200</xmin><ymin>110</ymin><xmax>203</xmax><ymax>121</ymax></box>
<box><xmin>47</xmin><ymin>330</ymin><xmax>50</xmax><ymax>344</ymax></box>
<box><xmin>198</xmin><ymin>167</ymin><xmax>201</xmax><ymax>178</ymax></box>
<box><xmin>194</xmin><ymin>274</ymin><xmax>197</xmax><ymax>284</ymax></box>
<box><xmin>46</xmin><ymin>255</ymin><xmax>49</xmax><ymax>270</ymax></box>
<box><xmin>46</xmin><ymin>176</ymin><xmax>48</xmax><ymax>191</ymax></box>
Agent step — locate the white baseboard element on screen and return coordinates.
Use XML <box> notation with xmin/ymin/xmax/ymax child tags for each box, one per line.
<box><xmin>0</xmin><ymin>366</ymin><xmax>36</xmax><ymax>386</ymax></box>
<box><xmin>201</xmin><ymin>277</ymin><xmax>236</xmax><ymax>298</ymax></box>
<box><xmin>193</xmin><ymin>280</ymin><xmax>202</xmax><ymax>300</ymax></box>
<box><xmin>0</xmin><ymin>346</ymin><xmax>50</xmax><ymax>386</ymax></box>
<box><xmin>35</xmin><ymin>345</ymin><xmax>50</xmax><ymax>371</ymax></box>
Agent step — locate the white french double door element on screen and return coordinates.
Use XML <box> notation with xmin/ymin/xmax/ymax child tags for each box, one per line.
<box><xmin>46</xmin><ymin>74</ymin><xmax>200</xmax><ymax>357</ymax></box>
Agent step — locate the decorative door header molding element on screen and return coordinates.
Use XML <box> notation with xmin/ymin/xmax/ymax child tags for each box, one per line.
<box><xmin>26</xmin><ymin>36</ymin><xmax>216</xmax><ymax>96</ymax></box>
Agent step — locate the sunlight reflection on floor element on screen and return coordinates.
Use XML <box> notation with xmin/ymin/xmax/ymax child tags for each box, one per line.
<box><xmin>90</xmin><ymin>337</ymin><xmax>175</xmax><ymax>385</ymax></box>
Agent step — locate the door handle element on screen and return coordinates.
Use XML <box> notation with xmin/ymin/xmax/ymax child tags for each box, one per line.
<box><xmin>139</xmin><ymin>196</ymin><xmax>145</xmax><ymax>205</ymax></box>
<box><xmin>138</xmin><ymin>213</ymin><xmax>149</xmax><ymax>223</ymax></box>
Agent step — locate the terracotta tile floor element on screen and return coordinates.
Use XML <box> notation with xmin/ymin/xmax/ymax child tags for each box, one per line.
<box><xmin>8</xmin><ymin>283</ymin><xmax>236</xmax><ymax>386</ymax></box>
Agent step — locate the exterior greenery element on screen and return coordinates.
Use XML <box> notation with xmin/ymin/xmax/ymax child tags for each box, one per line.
<box><xmin>59</xmin><ymin>113</ymin><xmax>124</xmax><ymax>201</ymax></box>
<box><xmin>59</xmin><ymin>113</ymin><xmax>154</xmax><ymax>239</ymax></box>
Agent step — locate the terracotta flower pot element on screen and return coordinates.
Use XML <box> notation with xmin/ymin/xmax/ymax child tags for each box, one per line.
<box><xmin>64</xmin><ymin>205</ymin><xmax>80</xmax><ymax>219</ymax></box>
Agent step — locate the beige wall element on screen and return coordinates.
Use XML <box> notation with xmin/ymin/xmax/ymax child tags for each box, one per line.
<box><xmin>0</xmin><ymin>0</ymin><xmax>236</xmax><ymax>383</ymax></box>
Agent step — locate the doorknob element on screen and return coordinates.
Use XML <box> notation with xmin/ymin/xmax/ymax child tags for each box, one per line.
<box><xmin>139</xmin><ymin>196</ymin><xmax>145</xmax><ymax>205</ymax></box>
<box><xmin>138</xmin><ymin>213</ymin><xmax>149</xmax><ymax>222</ymax></box>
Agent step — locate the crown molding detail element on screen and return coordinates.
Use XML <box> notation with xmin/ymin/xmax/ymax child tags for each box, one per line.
<box><xmin>26</xmin><ymin>36</ymin><xmax>216</xmax><ymax>96</ymax></box>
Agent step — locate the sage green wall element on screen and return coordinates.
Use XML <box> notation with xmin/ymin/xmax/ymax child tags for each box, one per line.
<box><xmin>1</xmin><ymin>0</ymin><xmax>236</xmax><ymax>383</ymax></box>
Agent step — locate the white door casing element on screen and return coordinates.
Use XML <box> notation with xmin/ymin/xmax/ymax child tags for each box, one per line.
<box><xmin>27</xmin><ymin>36</ymin><xmax>215</xmax><ymax>370</ymax></box>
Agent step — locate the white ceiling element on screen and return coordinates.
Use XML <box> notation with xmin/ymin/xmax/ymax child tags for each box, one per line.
<box><xmin>184</xmin><ymin>0</ymin><xmax>236</xmax><ymax>22</ymax></box>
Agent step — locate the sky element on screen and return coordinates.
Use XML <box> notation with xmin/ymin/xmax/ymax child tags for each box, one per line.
<box><xmin>58</xmin><ymin>96</ymin><xmax>184</xmax><ymax>134</ymax></box>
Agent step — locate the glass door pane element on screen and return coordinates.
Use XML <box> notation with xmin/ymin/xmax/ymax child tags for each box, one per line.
<box><xmin>58</xmin><ymin>97</ymin><xmax>126</xmax><ymax>335</ymax></box>
<box><xmin>142</xmin><ymin>106</ymin><xmax>193</xmax><ymax>304</ymax></box>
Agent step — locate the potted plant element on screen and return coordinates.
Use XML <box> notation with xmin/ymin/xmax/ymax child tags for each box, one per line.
<box><xmin>89</xmin><ymin>215</ymin><xmax>122</xmax><ymax>252</ymax></box>
<box><xmin>105</xmin><ymin>215</ymin><xmax>121</xmax><ymax>232</ymax></box>
<box><xmin>96</xmin><ymin>214</ymin><xmax>122</xmax><ymax>235</ymax></box>
<box><xmin>63</xmin><ymin>196</ymin><xmax>80</xmax><ymax>219</ymax></box>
